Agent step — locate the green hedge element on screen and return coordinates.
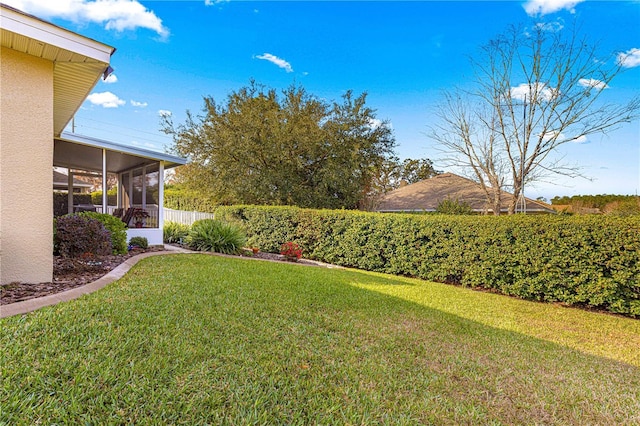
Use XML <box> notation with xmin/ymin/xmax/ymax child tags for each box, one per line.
<box><xmin>90</xmin><ymin>189</ymin><xmax>117</xmax><ymax>206</ymax></box>
<box><xmin>216</xmin><ymin>205</ymin><xmax>640</xmax><ymax>317</ymax></box>
<box><xmin>53</xmin><ymin>193</ymin><xmax>92</xmax><ymax>217</ymax></box>
<box><xmin>164</xmin><ymin>187</ymin><xmax>217</xmax><ymax>212</ymax></box>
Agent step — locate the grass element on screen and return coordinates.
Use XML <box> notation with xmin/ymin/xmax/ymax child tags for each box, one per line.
<box><xmin>1</xmin><ymin>254</ymin><xmax>639</xmax><ymax>424</ymax></box>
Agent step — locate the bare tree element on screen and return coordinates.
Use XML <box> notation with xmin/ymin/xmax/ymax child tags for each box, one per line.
<box><xmin>431</xmin><ymin>22</ymin><xmax>640</xmax><ymax>214</ymax></box>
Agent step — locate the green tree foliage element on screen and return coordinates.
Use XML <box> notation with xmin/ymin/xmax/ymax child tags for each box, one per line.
<box><xmin>163</xmin><ymin>82</ymin><xmax>396</xmax><ymax>209</ymax></box>
<box><xmin>551</xmin><ymin>194</ymin><xmax>638</xmax><ymax>209</ymax></box>
<box><xmin>399</xmin><ymin>158</ymin><xmax>440</xmax><ymax>184</ymax></box>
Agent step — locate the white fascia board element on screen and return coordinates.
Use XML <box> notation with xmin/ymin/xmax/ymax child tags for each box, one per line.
<box><xmin>0</xmin><ymin>5</ymin><xmax>114</xmax><ymax>62</ymax></box>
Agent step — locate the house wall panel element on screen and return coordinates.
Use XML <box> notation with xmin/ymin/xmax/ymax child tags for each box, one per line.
<box><xmin>0</xmin><ymin>48</ymin><xmax>54</xmax><ymax>284</ymax></box>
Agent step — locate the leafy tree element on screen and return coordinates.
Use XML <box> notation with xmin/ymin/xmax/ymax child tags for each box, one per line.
<box><xmin>430</xmin><ymin>21</ymin><xmax>640</xmax><ymax>215</ymax></box>
<box><xmin>399</xmin><ymin>158</ymin><xmax>440</xmax><ymax>184</ymax></box>
<box><xmin>163</xmin><ymin>82</ymin><xmax>395</xmax><ymax>209</ymax></box>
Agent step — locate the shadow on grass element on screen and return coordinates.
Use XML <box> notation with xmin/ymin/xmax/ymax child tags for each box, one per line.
<box><xmin>1</xmin><ymin>253</ymin><xmax>639</xmax><ymax>425</ymax></box>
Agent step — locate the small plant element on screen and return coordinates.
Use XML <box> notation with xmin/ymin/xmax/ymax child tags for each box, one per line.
<box><xmin>54</xmin><ymin>214</ymin><xmax>112</xmax><ymax>258</ymax></box>
<box><xmin>129</xmin><ymin>236</ymin><xmax>149</xmax><ymax>250</ymax></box>
<box><xmin>435</xmin><ymin>198</ymin><xmax>474</xmax><ymax>215</ymax></box>
<box><xmin>280</xmin><ymin>242</ymin><xmax>302</xmax><ymax>262</ymax></box>
<box><xmin>186</xmin><ymin>219</ymin><xmax>246</xmax><ymax>254</ymax></box>
<box><xmin>163</xmin><ymin>221</ymin><xmax>190</xmax><ymax>244</ymax></box>
<box><xmin>78</xmin><ymin>211</ymin><xmax>128</xmax><ymax>254</ymax></box>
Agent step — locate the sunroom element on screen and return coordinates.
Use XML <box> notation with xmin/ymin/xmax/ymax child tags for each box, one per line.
<box><xmin>54</xmin><ymin>132</ymin><xmax>187</xmax><ymax>245</ymax></box>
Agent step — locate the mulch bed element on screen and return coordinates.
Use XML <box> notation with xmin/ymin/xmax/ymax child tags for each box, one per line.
<box><xmin>0</xmin><ymin>247</ymin><xmax>164</xmax><ymax>305</ymax></box>
<box><xmin>0</xmin><ymin>247</ymin><xmax>326</xmax><ymax>306</ymax></box>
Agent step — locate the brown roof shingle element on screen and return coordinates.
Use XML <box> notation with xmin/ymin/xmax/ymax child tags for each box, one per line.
<box><xmin>376</xmin><ymin>173</ymin><xmax>555</xmax><ymax>214</ymax></box>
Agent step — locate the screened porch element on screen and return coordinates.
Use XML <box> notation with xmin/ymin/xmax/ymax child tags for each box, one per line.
<box><xmin>53</xmin><ymin>132</ymin><xmax>187</xmax><ymax>245</ymax></box>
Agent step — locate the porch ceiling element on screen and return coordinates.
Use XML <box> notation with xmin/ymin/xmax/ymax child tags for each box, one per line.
<box><xmin>54</xmin><ymin>132</ymin><xmax>187</xmax><ymax>174</ymax></box>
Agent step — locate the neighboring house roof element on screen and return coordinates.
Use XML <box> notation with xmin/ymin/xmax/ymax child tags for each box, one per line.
<box><xmin>0</xmin><ymin>3</ymin><xmax>115</xmax><ymax>136</ymax></box>
<box><xmin>53</xmin><ymin>170</ymin><xmax>93</xmax><ymax>190</ymax></box>
<box><xmin>376</xmin><ymin>173</ymin><xmax>556</xmax><ymax>214</ymax></box>
<box><xmin>54</xmin><ymin>132</ymin><xmax>187</xmax><ymax>173</ymax></box>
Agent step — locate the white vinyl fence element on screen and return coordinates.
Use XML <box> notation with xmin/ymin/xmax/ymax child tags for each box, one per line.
<box><xmin>163</xmin><ymin>208</ymin><xmax>215</xmax><ymax>225</ymax></box>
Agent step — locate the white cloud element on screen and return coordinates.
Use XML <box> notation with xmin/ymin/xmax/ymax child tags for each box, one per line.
<box><xmin>534</xmin><ymin>20</ymin><xmax>564</xmax><ymax>32</ymax></box>
<box><xmin>523</xmin><ymin>0</ymin><xmax>585</xmax><ymax>16</ymax></box>
<box><xmin>542</xmin><ymin>130</ymin><xmax>588</xmax><ymax>144</ymax></box>
<box><xmin>131</xmin><ymin>100</ymin><xmax>148</xmax><ymax>108</ymax></box>
<box><xmin>86</xmin><ymin>91</ymin><xmax>125</xmax><ymax>108</ymax></box>
<box><xmin>158</xmin><ymin>109</ymin><xmax>172</xmax><ymax>117</ymax></box>
<box><xmin>3</xmin><ymin>0</ymin><xmax>169</xmax><ymax>39</ymax></box>
<box><xmin>511</xmin><ymin>83</ymin><xmax>557</xmax><ymax>102</ymax></box>
<box><xmin>205</xmin><ymin>0</ymin><xmax>229</xmax><ymax>5</ymax></box>
<box><xmin>256</xmin><ymin>53</ymin><xmax>294</xmax><ymax>73</ymax></box>
<box><xmin>103</xmin><ymin>73</ymin><xmax>118</xmax><ymax>84</ymax></box>
<box><xmin>578</xmin><ymin>78</ymin><xmax>609</xmax><ymax>90</ymax></box>
<box><xmin>617</xmin><ymin>48</ymin><xmax>640</xmax><ymax>68</ymax></box>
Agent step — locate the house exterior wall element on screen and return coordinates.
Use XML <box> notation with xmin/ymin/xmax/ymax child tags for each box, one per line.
<box><xmin>0</xmin><ymin>48</ymin><xmax>54</xmax><ymax>284</ymax></box>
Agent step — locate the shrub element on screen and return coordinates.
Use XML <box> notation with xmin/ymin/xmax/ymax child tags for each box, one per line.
<box><xmin>216</xmin><ymin>205</ymin><xmax>640</xmax><ymax>317</ymax></box>
<box><xmin>78</xmin><ymin>212</ymin><xmax>128</xmax><ymax>254</ymax></box>
<box><xmin>435</xmin><ymin>198</ymin><xmax>474</xmax><ymax>215</ymax></box>
<box><xmin>129</xmin><ymin>236</ymin><xmax>149</xmax><ymax>249</ymax></box>
<box><xmin>186</xmin><ymin>219</ymin><xmax>246</xmax><ymax>254</ymax></box>
<box><xmin>163</xmin><ymin>221</ymin><xmax>191</xmax><ymax>244</ymax></box>
<box><xmin>54</xmin><ymin>214</ymin><xmax>112</xmax><ymax>258</ymax></box>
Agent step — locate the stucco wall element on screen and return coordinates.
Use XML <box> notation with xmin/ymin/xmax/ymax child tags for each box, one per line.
<box><xmin>0</xmin><ymin>48</ymin><xmax>54</xmax><ymax>284</ymax></box>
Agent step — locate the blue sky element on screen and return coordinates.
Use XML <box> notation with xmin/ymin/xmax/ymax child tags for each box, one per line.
<box><xmin>7</xmin><ymin>0</ymin><xmax>640</xmax><ymax>200</ymax></box>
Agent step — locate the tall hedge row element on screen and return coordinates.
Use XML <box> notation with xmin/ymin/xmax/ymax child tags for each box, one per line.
<box><xmin>164</xmin><ymin>187</ymin><xmax>218</xmax><ymax>212</ymax></box>
<box><xmin>216</xmin><ymin>205</ymin><xmax>640</xmax><ymax>317</ymax></box>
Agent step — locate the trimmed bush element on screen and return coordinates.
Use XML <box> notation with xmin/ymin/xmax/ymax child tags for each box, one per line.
<box><xmin>163</xmin><ymin>221</ymin><xmax>191</xmax><ymax>244</ymax></box>
<box><xmin>216</xmin><ymin>205</ymin><xmax>640</xmax><ymax>317</ymax></box>
<box><xmin>186</xmin><ymin>219</ymin><xmax>246</xmax><ymax>254</ymax></box>
<box><xmin>164</xmin><ymin>186</ymin><xmax>218</xmax><ymax>212</ymax></box>
<box><xmin>90</xmin><ymin>189</ymin><xmax>118</xmax><ymax>206</ymax></box>
<box><xmin>129</xmin><ymin>236</ymin><xmax>149</xmax><ymax>249</ymax></box>
<box><xmin>78</xmin><ymin>211</ymin><xmax>128</xmax><ymax>255</ymax></box>
<box><xmin>54</xmin><ymin>214</ymin><xmax>112</xmax><ymax>258</ymax></box>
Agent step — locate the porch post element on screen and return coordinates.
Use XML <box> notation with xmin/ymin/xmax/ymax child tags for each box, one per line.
<box><xmin>67</xmin><ymin>169</ymin><xmax>73</xmax><ymax>214</ymax></box>
<box><xmin>141</xmin><ymin>165</ymin><xmax>147</xmax><ymax>210</ymax></box>
<box><xmin>102</xmin><ymin>149</ymin><xmax>107</xmax><ymax>213</ymax></box>
<box><xmin>116</xmin><ymin>172</ymin><xmax>121</xmax><ymax>208</ymax></box>
<box><xmin>158</xmin><ymin>161</ymin><xmax>165</xmax><ymax>231</ymax></box>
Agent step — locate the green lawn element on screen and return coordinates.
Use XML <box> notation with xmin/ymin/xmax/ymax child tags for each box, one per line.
<box><xmin>2</xmin><ymin>254</ymin><xmax>639</xmax><ymax>425</ymax></box>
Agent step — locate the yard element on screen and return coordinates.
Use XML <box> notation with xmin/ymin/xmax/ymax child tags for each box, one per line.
<box><xmin>2</xmin><ymin>254</ymin><xmax>639</xmax><ymax>424</ymax></box>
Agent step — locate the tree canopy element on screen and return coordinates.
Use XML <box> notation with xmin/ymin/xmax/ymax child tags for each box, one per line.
<box><xmin>163</xmin><ymin>82</ymin><xmax>396</xmax><ymax>209</ymax></box>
